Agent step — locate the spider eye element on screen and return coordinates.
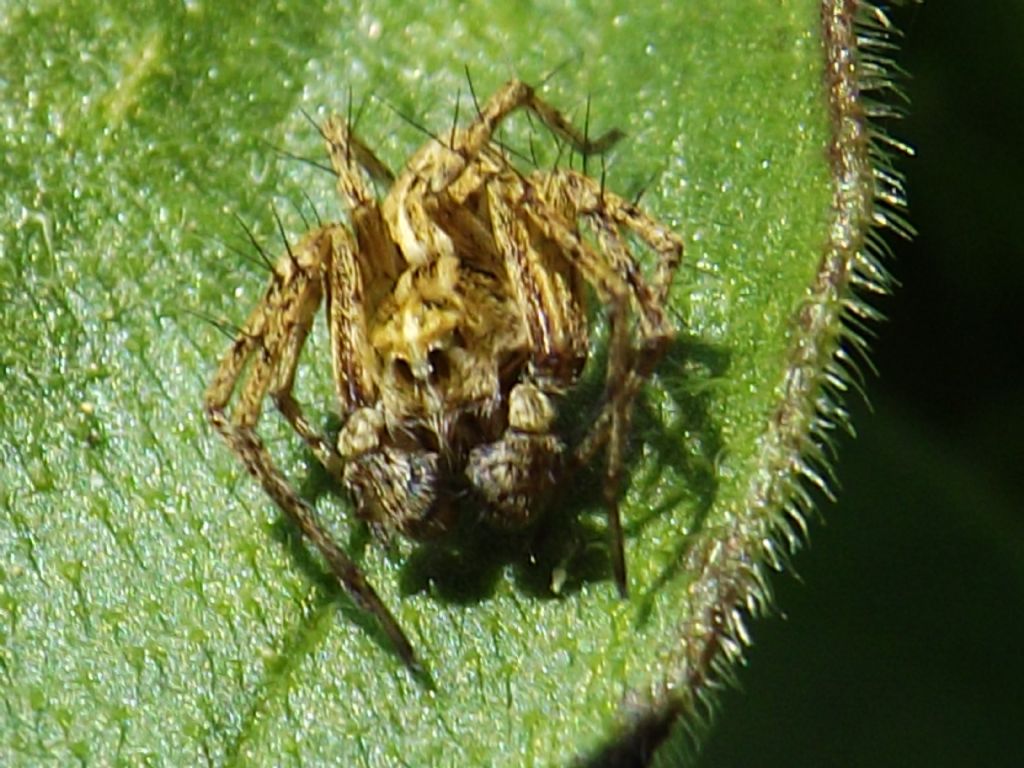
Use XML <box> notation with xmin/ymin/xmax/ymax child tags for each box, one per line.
<box><xmin>392</xmin><ymin>358</ymin><xmax>415</xmax><ymax>385</ymax></box>
<box><xmin>427</xmin><ymin>348</ymin><xmax>450</xmax><ymax>382</ymax></box>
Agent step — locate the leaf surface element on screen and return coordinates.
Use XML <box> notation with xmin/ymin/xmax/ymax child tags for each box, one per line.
<box><xmin>0</xmin><ymin>1</ymin><xmax>885</xmax><ymax>764</ymax></box>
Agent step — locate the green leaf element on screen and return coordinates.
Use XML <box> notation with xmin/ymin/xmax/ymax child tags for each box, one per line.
<box><xmin>0</xmin><ymin>0</ymin><xmax>901</xmax><ymax>764</ymax></box>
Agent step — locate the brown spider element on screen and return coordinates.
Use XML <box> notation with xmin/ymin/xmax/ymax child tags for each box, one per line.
<box><xmin>205</xmin><ymin>78</ymin><xmax>682</xmax><ymax>671</ymax></box>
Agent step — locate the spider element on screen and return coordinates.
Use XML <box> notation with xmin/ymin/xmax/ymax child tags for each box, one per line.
<box><xmin>205</xmin><ymin>78</ymin><xmax>682</xmax><ymax>671</ymax></box>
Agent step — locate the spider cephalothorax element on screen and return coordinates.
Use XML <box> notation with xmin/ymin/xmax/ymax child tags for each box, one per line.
<box><xmin>205</xmin><ymin>78</ymin><xmax>682</xmax><ymax>670</ymax></box>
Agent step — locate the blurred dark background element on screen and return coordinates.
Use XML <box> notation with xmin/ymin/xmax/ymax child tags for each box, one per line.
<box><xmin>697</xmin><ymin>3</ymin><xmax>1024</xmax><ymax>765</ymax></box>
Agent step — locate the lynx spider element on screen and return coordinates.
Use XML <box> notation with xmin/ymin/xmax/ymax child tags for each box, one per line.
<box><xmin>205</xmin><ymin>78</ymin><xmax>682</xmax><ymax>670</ymax></box>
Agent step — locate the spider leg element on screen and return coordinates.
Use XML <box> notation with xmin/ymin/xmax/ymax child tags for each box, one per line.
<box><xmin>569</xmin><ymin>219</ymin><xmax>676</xmax><ymax>471</ymax></box>
<box><xmin>324</xmin><ymin>226</ymin><xmax>380</xmax><ymax>412</ymax></box>
<box><xmin>456</xmin><ymin>184</ymin><xmax>585</xmax><ymax>529</ymax></box>
<box><xmin>517</xmin><ymin>171</ymin><xmax>681</xmax><ymax>597</ymax></box>
<box><xmin>529</xmin><ymin>214</ymin><xmax>633</xmax><ymax>596</ymax></box>
<box><xmin>485</xmin><ymin>182</ymin><xmax>589</xmax><ymax>378</ymax></box>
<box><xmin>321</xmin><ymin>115</ymin><xmax>395</xmax><ymax>195</ymax></box>
<box><xmin>430</xmin><ymin>78</ymin><xmax>624</xmax><ymax>193</ymax></box>
<box><xmin>487</xmin><ymin>181</ymin><xmax>637</xmax><ymax>594</ymax></box>
<box><xmin>538</xmin><ymin>169</ymin><xmax>683</xmax><ymax>469</ymax></box>
<box><xmin>206</xmin><ymin>229</ymin><xmax>329</xmax><ymax>451</ymax></box>
<box><xmin>540</xmin><ymin>168</ymin><xmax>683</xmax><ymax>335</ymax></box>
<box><xmin>204</xmin><ymin>227</ymin><xmax>419</xmax><ymax>672</ymax></box>
<box><xmin>260</xmin><ymin>238</ymin><xmax>339</xmax><ymax>474</ymax></box>
<box><xmin>320</xmin><ymin>116</ymin><xmax>404</xmax><ymax>294</ymax></box>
